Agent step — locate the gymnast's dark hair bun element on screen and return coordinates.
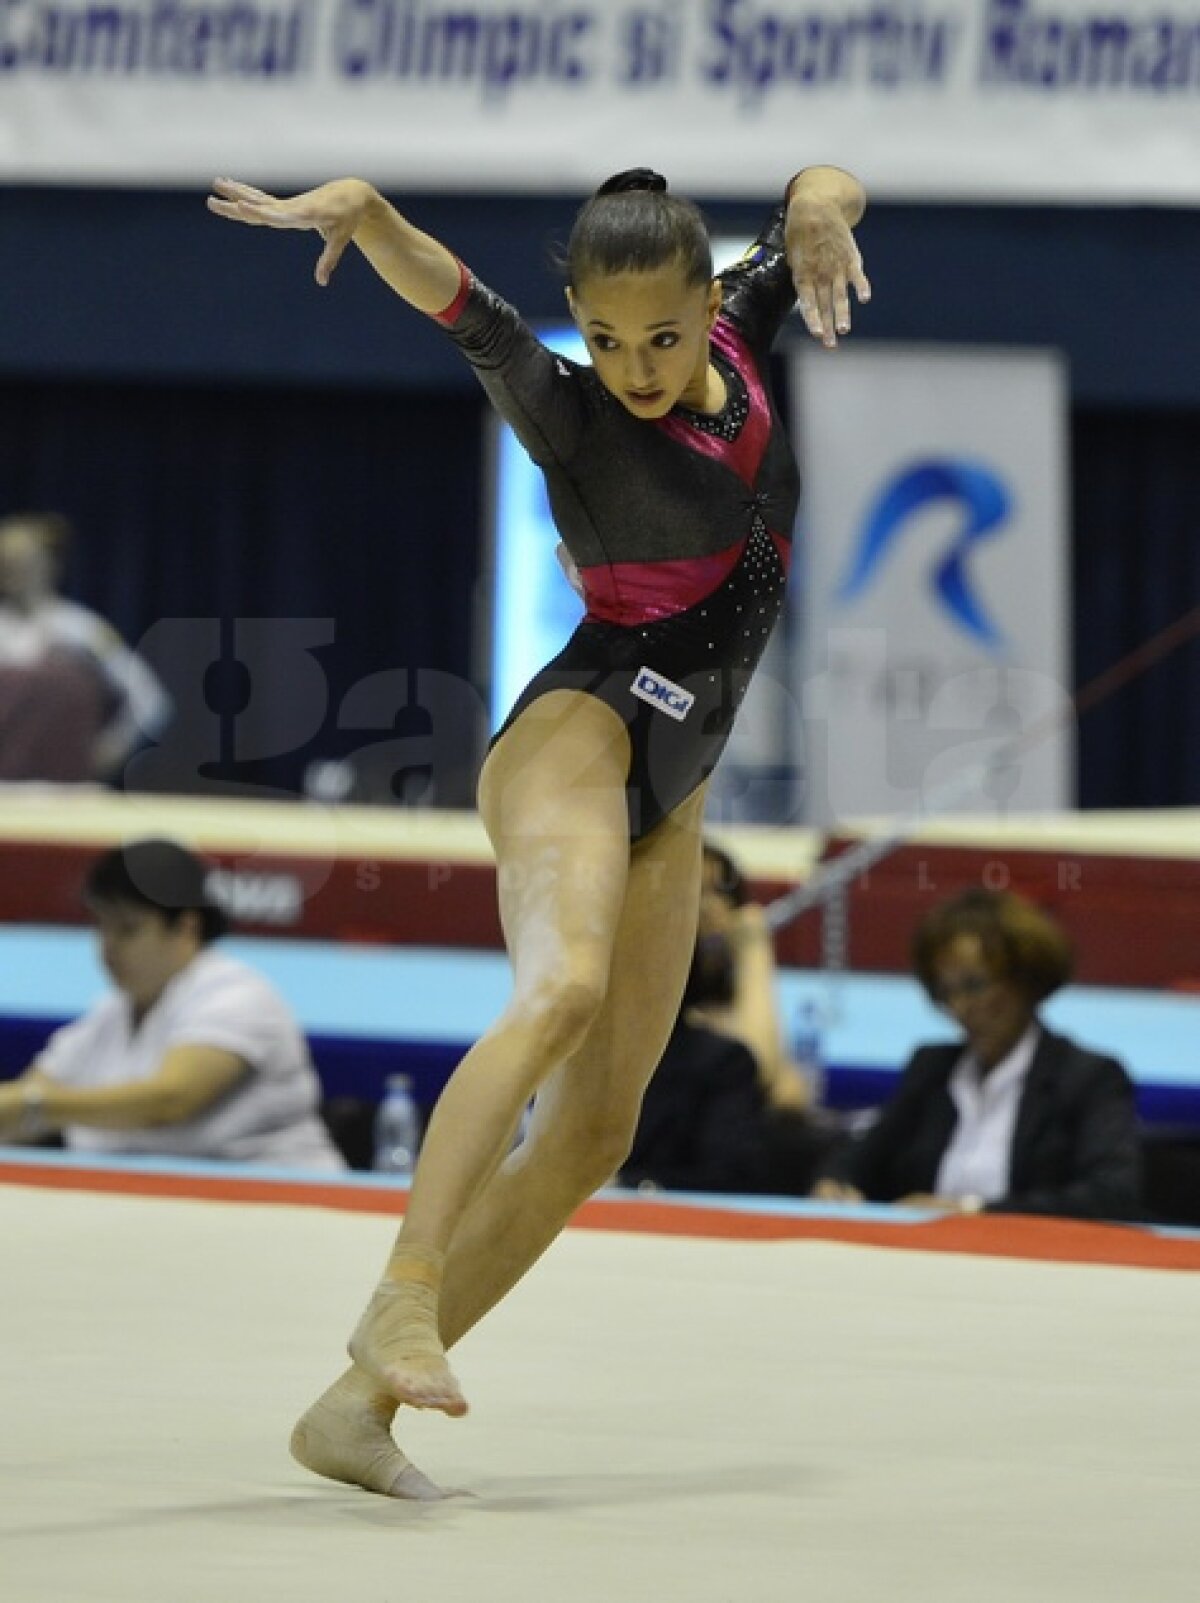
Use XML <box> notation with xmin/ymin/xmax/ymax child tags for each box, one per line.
<box><xmin>595</xmin><ymin>168</ymin><xmax>668</xmax><ymax>197</ymax></box>
<box><xmin>569</xmin><ymin>169</ymin><xmax>710</xmax><ymax>288</ymax></box>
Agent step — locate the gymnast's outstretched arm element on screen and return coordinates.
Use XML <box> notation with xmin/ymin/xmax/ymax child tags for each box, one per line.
<box><xmin>207</xmin><ymin>177</ymin><xmax>463</xmax><ymax>311</ymax></box>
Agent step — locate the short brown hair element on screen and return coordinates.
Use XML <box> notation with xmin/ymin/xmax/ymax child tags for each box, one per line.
<box><xmin>912</xmin><ymin>888</ymin><xmax>1073</xmax><ymax>1004</ymax></box>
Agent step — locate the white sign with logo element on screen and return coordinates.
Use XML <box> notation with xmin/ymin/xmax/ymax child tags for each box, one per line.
<box><xmin>2</xmin><ymin>1</ymin><xmax>1200</xmax><ymax>203</ymax></box>
<box><xmin>790</xmin><ymin>343</ymin><xmax>1071</xmax><ymax>826</ymax></box>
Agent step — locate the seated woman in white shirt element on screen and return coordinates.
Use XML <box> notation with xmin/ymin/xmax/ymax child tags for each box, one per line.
<box><xmin>0</xmin><ymin>838</ymin><xmax>345</xmax><ymax>1171</ymax></box>
<box><xmin>811</xmin><ymin>889</ymin><xmax>1143</xmax><ymax>1221</ymax></box>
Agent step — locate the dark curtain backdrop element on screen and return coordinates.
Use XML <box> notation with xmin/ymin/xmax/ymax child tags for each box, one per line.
<box><xmin>0</xmin><ymin>376</ymin><xmax>1195</xmax><ymax>808</ymax></box>
<box><xmin>1071</xmin><ymin>409</ymin><xmax>1200</xmax><ymax>808</ymax></box>
<box><xmin>0</xmin><ymin>380</ymin><xmax>487</xmax><ymax>804</ymax></box>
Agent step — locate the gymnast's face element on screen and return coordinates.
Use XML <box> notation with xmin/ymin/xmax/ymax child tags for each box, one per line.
<box><xmin>91</xmin><ymin>901</ymin><xmax>203</xmax><ymax>1011</ymax></box>
<box><xmin>568</xmin><ymin>265</ymin><xmax>722</xmax><ymax>418</ymax></box>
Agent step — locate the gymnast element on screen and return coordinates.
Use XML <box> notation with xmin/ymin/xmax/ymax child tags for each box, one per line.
<box><xmin>208</xmin><ymin>161</ymin><xmax>869</xmax><ymax>1498</ymax></box>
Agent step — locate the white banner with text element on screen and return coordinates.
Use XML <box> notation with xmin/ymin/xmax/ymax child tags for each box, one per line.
<box><xmin>1</xmin><ymin>1</ymin><xmax>1199</xmax><ymax>201</ymax></box>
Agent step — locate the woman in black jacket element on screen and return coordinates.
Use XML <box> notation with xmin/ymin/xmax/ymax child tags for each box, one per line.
<box><xmin>814</xmin><ymin>889</ymin><xmax>1143</xmax><ymax>1221</ymax></box>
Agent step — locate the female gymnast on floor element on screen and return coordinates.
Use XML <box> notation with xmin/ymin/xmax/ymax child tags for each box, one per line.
<box><xmin>208</xmin><ymin>162</ymin><xmax>870</xmax><ymax>1499</ymax></box>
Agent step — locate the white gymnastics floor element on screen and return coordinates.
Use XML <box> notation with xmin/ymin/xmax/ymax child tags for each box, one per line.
<box><xmin>3</xmin><ymin>1159</ymin><xmax>1199</xmax><ymax>1603</ymax></box>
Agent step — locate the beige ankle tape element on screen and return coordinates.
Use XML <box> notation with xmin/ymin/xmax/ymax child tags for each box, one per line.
<box><xmin>383</xmin><ymin>1243</ymin><xmax>445</xmax><ymax>1291</ymax></box>
<box><xmin>366</xmin><ymin>1281</ymin><xmax>441</xmax><ymax>1351</ymax></box>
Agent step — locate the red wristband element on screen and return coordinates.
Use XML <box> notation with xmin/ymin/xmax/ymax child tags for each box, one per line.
<box><xmin>432</xmin><ymin>258</ymin><xmax>472</xmax><ymax>327</ymax></box>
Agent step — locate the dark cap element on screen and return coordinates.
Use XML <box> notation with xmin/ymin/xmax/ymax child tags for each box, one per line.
<box><xmin>84</xmin><ymin>838</ymin><xmax>229</xmax><ymax>942</ymax></box>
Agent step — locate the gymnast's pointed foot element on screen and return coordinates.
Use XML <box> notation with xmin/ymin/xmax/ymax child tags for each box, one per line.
<box><xmin>289</xmin><ymin>1370</ymin><xmax>449</xmax><ymax>1501</ymax></box>
<box><xmin>348</xmin><ymin>1247</ymin><xmax>468</xmax><ymax>1418</ymax></box>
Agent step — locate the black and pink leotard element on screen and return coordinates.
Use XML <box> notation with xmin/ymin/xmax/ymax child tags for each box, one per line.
<box><xmin>438</xmin><ymin>203</ymin><xmax>800</xmax><ymax>840</ymax></box>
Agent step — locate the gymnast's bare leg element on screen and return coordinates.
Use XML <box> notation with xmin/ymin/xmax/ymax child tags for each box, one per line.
<box><xmin>291</xmin><ymin>708</ymin><xmax>706</xmax><ymax>1496</ymax></box>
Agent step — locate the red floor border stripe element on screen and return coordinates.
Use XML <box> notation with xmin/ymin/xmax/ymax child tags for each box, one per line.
<box><xmin>3</xmin><ymin>1157</ymin><xmax>1198</xmax><ymax>1272</ymax></box>
<box><xmin>572</xmin><ymin>1197</ymin><xmax>1200</xmax><ymax>1272</ymax></box>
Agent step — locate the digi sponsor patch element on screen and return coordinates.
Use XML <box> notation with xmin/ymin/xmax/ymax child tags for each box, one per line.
<box><xmin>631</xmin><ymin>666</ymin><xmax>694</xmax><ymax>722</ymax></box>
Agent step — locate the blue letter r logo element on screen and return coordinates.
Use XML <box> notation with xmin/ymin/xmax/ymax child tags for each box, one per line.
<box><xmin>836</xmin><ymin>459</ymin><xmax>1013</xmax><ymax>651</ymax></box>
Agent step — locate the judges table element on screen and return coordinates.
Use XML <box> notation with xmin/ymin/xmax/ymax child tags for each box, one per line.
<box><xmin>0</xmin><ymin>788</ymin><xmax>1196</xmax><ymax>1128</ymax></box>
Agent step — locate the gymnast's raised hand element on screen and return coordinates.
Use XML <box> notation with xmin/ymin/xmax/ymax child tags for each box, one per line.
<box><xmin>208</xmin><ymin>177</ymin><xmax>384</xmax><ymax>287</ymax></box>
<box><xmin>783</xmin><ymin>166</ymin><xmax>872</xmax><ymax>349</ymax></box>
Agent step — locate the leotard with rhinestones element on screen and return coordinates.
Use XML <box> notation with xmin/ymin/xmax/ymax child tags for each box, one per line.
<box><xmin>436</xmin><ymin>201</ymin><xmax>800</xmax><ymax>840</ymax></box>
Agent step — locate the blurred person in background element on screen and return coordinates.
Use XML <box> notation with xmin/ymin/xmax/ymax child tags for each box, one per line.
<box><xmin>812</xmin><ymin>888</ymin><xmax>1143</xmax><ymax>1220</ymax></box>
<box><xmin>0</xmin><ymin>838</ymin><xmax>345</xmax><ymax>1171</ymax></box>
<box><xmin>621</xmin><ymin>854</ymin><xmax>839</xmax><ymax>1195</ymax></box>
<box><xmin>693</xmin><ymin>839</ymin><xmax>817</xmax><ymax>1116</ymax></box>
<box><xmin>619</xmin><ymin>912</ymin><xmax>774</xmax><ymax>1195</ymax></box>
<box><xmin>0</xmin><ymin>511</ymin><xmax>171</xmax><ymax>783</ymax></box>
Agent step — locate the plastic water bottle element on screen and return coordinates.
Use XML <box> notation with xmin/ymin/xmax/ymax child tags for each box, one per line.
<box><xmin>791</xmin><ymin>1000</ymin><xmax>826</xmax><ymax>1106</ymax></box>
<box><xmin>373</xmin><ymin>1074</ymin><xmax>421</xmax><ymax>1179</ymax></box>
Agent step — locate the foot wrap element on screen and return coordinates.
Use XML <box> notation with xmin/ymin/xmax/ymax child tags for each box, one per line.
<box><xmin>289</xmin><ymin>1375</ymin><xmax>447</xmax><ymax>1501</ymax></box>
<box><xmin>349</xmin><ymin>1245</ymin><xmax>468</xmax><ymax>1417</ymax></box>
